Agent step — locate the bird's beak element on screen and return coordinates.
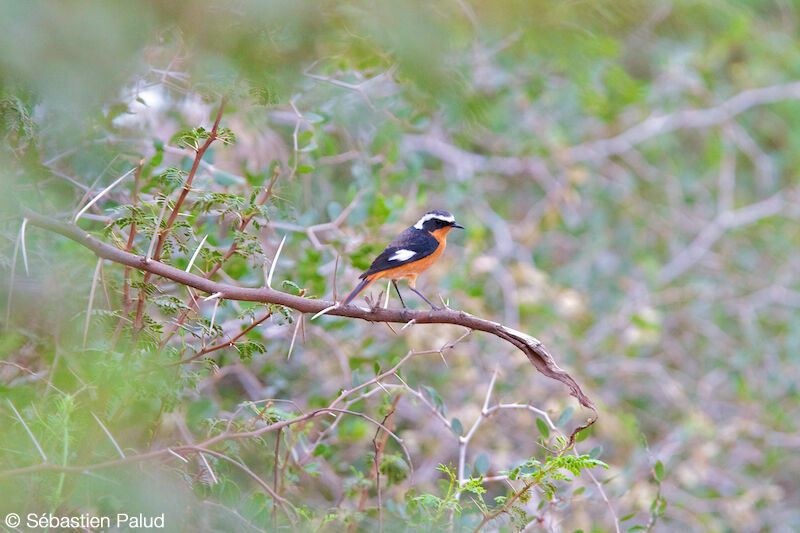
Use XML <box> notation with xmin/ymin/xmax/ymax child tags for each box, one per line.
<box><xmin>451</xmin><ymin>223</ymin><xmax>464</xmax><ymax>229</ymax></box>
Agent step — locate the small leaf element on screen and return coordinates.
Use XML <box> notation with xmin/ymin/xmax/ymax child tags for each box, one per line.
<box><xmin>589</xmin><ymin>446</ymin><xmax>602</xmax><ymax>459</ymax></box>
<box><xmin>620</xmin><ymin>512</ymin><xmax>636</xmax><ymax>522</ymax></box>
<box><xmin>313</xmin><ymin>444</ymin><xmax>329</xmax><ymax>457</ymax></box>
<box><xmin>654</xmin><ymin>460</ymin><xmax>664</xmax><ymax>482</ymax></box>
<box><xmin>304</xmin><ymin>111</ymin><xmax>325</xmax><ymax>123</ymax></box>
<box><xmin>451</xmin><ymin>418</ymin><xmax>463</xmax><ymax>436</ymax></box>
<box><xmin>298</xmin><ymin>165</ymin><xmax>314</xmax><ymax>174</ymax></box>
<box><xmin>572</xmin><ymin>487</ymin><xmax>585</xmax><ymax>497</ymax></box>
<box><xmin>536</xmin><ymin>418</ymin><xmax>550</xmax><ymax>439</ymax></box>
<box><xmin>298</xmin><ymin>130</ymin><xmax>314</xmax><ymax>143</ymax></box>
<box><xmin>474</xmin><ymin>454</ymin><xmax>489</xmax><ymax>476</ymax></box>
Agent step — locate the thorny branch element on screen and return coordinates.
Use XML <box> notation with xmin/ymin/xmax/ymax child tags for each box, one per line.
<box><xmin>23</xmin><ymin>209</ymin><xmax>598</xmax><ymax>446</ymax></box>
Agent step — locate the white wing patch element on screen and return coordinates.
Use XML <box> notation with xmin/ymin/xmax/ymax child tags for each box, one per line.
<box><xmin>413</xmin><ymin>213</ymin><xmax>455</xmax><ymax>230</ymax></box>
<box><xmin>388</xmin><ymin>249</ymin><xmax>417</xmax><ymax>262</ymax></box>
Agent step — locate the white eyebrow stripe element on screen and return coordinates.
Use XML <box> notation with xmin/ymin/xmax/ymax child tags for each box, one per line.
<box><xmin>413</xmin><ymin>213</ymin><xmax>455</xmax><ymax>229</ymax></box>
<box><xmin>388</xmin><ymin>249</ymin><xmax>417</xmax><ymax>261</ymax></box>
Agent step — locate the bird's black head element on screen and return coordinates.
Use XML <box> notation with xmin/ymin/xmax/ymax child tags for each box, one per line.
<box><xmin>413</xmin><ymin>210</ymin><xmax>464</xmax><ymax>233</ymax></box>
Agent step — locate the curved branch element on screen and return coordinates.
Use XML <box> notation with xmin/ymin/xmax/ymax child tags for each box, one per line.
<box><xmin>24</xmin><ymin>210</ymin><xmax>598</xmax><ymax>445</ymax></box>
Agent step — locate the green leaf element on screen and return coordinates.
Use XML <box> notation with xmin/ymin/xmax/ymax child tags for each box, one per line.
<box><xmin>474</xmin><ymin>453</ymin><xmax>489</xmax><ymax>476</ymax></box>
<box><xmin>450</xmin><ymin>417</ymin><xmax>463</xmax><ymax>436</ymax></box>
<box><xmin>303</xmin><ymin>111</ymin><xmax>325</xmax><ymax>123</ymax></box>
<box><xmin>620</xmin><ymin>512</ymin><xmax>636</xmax><ymax>521</ymax></box>
<box><xmin>281</xmin><ymin>280</ymin><xmax>302</xmax><ymax>294</ymax></box>
<box><xmin>654</xmin><ymin>460</ymin><xmax>664</xmax><ymax>482</ymax></box>
<box><xmin>214</xmin><ymin>478</ymin><xmax>242</xmax><ymax>507</ymax></box>
<box><xmin>215</xmin><ymin>127</ymin><xmax>237</xmax><ymax>145</ymax></box>
<box><xmin>421</xmin><ymin>385</ymin><xmax>446</xmax><ymax>417</ymax></box>
<box><xmin>313</xmin><ymin>444</ymin><xmax>329</xmax><ymax>457</ymax></box>
<box><xmin>536</xmin><ymin>418</ymin><xmax>550</xmax><ymax>439</ymax></box>
<box><xmin>380</xmin><ymin>454</ymin><xmax>410</xmax><ymax>485</ymax></box>
<box><xmin>298</xmin><ymin>165</ymin><xmax>314</xmax><ymax>174</ymax></box>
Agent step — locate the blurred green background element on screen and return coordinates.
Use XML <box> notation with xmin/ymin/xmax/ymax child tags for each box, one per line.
<box><xmin>2</xmin><ymin>1</ymin><xmax>799</xmax><ymax>531</ymax></box>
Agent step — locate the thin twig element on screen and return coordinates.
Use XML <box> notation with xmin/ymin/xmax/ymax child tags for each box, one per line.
<box><xmin>176</xmin><ymin>311</ymin><xmax>272</xmax><ymax>364</ymax></box>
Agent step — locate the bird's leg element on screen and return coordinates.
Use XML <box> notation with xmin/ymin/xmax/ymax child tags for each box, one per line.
<box><xmin>392</xmin><ymin>280</ymin><xmax>408</xmax><ymax>308</ymax></box>
<box><xmin>407</xmin><ymin>276</ymin><xmax>441</xmax><ymax>310</ymax></box>
<box><xmin>409</xmin><ymin>287</ymin><xmax>440</xmax><ymax>310</ymax></box>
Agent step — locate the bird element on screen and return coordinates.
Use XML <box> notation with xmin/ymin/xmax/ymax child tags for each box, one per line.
<box><xmin>342</xmin><ymin>209</ymin><xmax>463</xmax><ymax>309</ymax></box>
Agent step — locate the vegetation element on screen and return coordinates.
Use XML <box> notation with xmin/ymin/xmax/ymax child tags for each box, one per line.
<box><xmin>2</xmin><ymin>1</ymin><xmax>799</xmax><ymax>531</ymax></box>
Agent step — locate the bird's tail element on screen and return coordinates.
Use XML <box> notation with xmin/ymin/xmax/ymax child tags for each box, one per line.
<box><xmin>342</xmin><ymin>275</ymin><xmax>377</xmax><ymax>305</ymax></box>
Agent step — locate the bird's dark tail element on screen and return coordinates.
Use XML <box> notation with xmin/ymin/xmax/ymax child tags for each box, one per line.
<box><xmin>342</xmin><ymin>275</ymin><xmax>377</xmax><ymax>305</ymax></box>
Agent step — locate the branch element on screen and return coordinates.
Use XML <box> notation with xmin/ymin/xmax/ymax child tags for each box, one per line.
<box><xmin>134</xmin><ymin>98</ymin><xmax>226</xmax><ymax>330</ymax></box>
<box><xmin>24</xmin><ymin>210</ymin><xmax>598</xmax><ymax>445</ymax></box>
<box><xmin>565</xmin><ymin>81</ymin><xmax>800</xmax><ymax>163</ymax></box>
<box><xmin>403</xmin><ymin>81</ymin><xmax>800</xmax><ymax>175</ymax></box>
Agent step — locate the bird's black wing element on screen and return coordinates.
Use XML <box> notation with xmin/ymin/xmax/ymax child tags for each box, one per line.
<box><xmin>360</xmin><ymin>228</ymin><xmax>438</xmax><ymax>279</ymax></box>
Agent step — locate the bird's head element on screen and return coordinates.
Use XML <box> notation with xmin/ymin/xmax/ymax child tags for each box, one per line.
<box><xmin>413</xmin><ymin>210</ymin><xmax>464</xmax><ymax>234</ymax></box>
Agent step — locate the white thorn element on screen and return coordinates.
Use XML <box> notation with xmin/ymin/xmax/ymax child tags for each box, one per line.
<box><xmin>383</xmin><ymin>280</ymin><xmax>391</xmax><ymax>308</ymax></box>
<box><xmin>19</xmin><ymin>218</ymin><xmax>29</xmax><ymax>276</ymax></box>
<box><xmin>311</xmin><ymin>304</ymin><xmax>338</xmax><ymax>320</ymax></box>
<box><xmin>91</xmin><ymin>411</ymin><xmax>125</xmax><ymax>458</ymax></box>
<box><xmin>267</xmin><ymin>234</ymin><xmax>287</xmax><ymax>288</ymax></box>
<box><xmin>203</xmin><ymin>292</ymin><xmax>223</xmax><ymax>301</ymax></box>
<box><xmin>74</xmin><ymin>167</ymin><xmax>136</xmax><ymax>223</ymax></box>
<box><xmin>7</xmin><ymin>399</ymin><xmax>47</xmax><ymax>462</ymax></box>
<box><xmin>400</xmin><ymin>319</ymin><xmax>416</xmax><ymax>331</ymax></box>
<box><xmin>167</xmin><ymin>448</ymin><xmax>189</xmax><ymax>463</ymax></box>
<box><xmin>199</xmin><ymin>452</ymin><xmax>218</xmax><ymax>485</ymax></box>
<box><xmin>287</xmin><ymin>313</ymin><xmax>302</xmax><ymax>359</ymax></box>
<box><xmin>209</xmin><ymin>297</ymin><xmax>221</xmax><ymax>332</ymax></box>
<box><xmin>185</xmin><ymin>234</ymin><xmax>208</xmax><ymax>272</ymax></box>
<box><xmin>83</xmin><ymin>257</ymin><xmax>103</xmax><ymax>348</ymax></box>
<box><xmin>375</xmin><ymin>379</ymin><xmax>390</xmax><ymax>395</ymax></box>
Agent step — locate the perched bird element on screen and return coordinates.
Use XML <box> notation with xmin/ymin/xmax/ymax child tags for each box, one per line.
<box><xmin>343</xmin><ymin>210</ymin><xmax>463</xmax><ymax>309</ymax></box>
